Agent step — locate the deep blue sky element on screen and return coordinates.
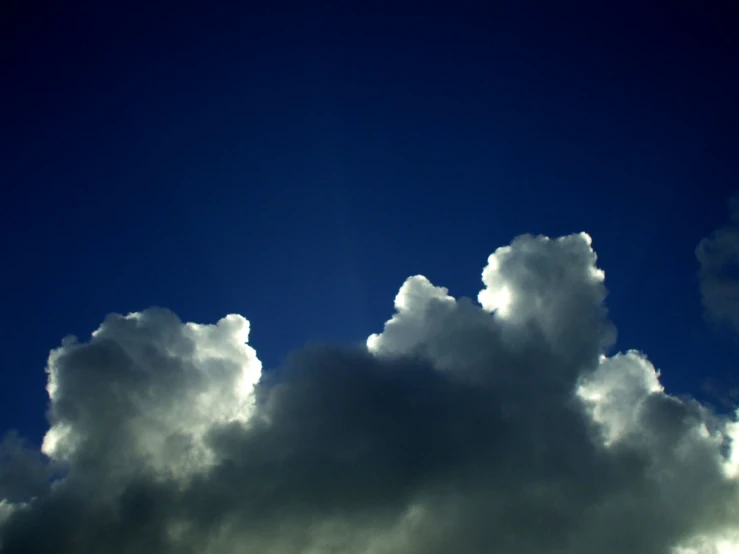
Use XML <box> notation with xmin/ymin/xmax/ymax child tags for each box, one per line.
<box><xmin>2</xmin><ymin>3</ymin><xmax>737</xmax><ymax>445</ymax></box>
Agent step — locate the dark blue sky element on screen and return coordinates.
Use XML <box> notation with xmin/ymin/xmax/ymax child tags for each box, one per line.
<box><xmin>2</xmin><ymin>3</ymin><xmax>737</xmax><ymax>445</ymax></box>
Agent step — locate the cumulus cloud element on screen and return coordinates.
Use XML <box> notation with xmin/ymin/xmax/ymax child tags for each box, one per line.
<box><xmin>0</xmin><ymin>432</ymin><xmax>54</xmax><ymax>504</ymax></box>
<box><xmin>697</xmin><ymin>196</ymin><xmax>739</xmax><ymax>333</ymax></box>
<box><xmin>1</xmin><ymin>232</ymin><xmax>738</xmax><ymax>553</ymax></box>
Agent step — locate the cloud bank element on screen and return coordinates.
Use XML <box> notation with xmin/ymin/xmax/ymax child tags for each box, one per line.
<box><xmin>1</xmin><ymin>232</ymin><xmax>739</xmax><ymax>553</ymax></box>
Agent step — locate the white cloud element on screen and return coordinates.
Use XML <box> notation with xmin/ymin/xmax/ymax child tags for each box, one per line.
<box><xmin>367</xmin><ymin>275</ymin><xmax>456</xmax><ymax>356</ymax></box>
<box><xmin>41</xmin><ymin>309</ymin><xmax>262</xmax><ymax>490</ymax></box>
<box><xmin>577</xmin><ymin>350</ymin><xmax>664</xmax><ymax>446</ymax></box>
<box><xmin>1</xmin><ymin>232</ymin><xmax>738</xmax><ymax>554</ymax></box>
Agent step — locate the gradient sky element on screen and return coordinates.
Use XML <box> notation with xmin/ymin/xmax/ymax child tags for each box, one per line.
<box><xmin>1</xmin><ymin>2</ymin><xmax>737</xmax><ymax>449</ymax></box>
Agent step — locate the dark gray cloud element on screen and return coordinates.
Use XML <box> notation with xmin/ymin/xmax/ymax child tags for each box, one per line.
<box><xmin>0</xmin><ymin>433</ymin><xmax>53</xmax><ymax>504</ymax></box>
<box><xmin>1</xmin><ymin>232</ymin><xmax>738</xmax><ymax>553</ymax></box>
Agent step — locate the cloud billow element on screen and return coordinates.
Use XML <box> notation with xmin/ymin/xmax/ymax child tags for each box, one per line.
<box><xmin>1</xmin><ymin>232</ymin><xmax>738</xmax><ymax>554</ymax></box>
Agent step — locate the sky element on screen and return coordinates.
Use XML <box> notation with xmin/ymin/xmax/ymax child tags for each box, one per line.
<box><xmin>1</xmin><ymin>3</ymin><xmax>739</xmax><ymax>553</ymax></box>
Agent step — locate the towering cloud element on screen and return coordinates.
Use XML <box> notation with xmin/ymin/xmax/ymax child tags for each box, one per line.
<box><xmin>1</xmin><ymin>232</ymin><xmax>738</xmax><ymax>553</ymax></box>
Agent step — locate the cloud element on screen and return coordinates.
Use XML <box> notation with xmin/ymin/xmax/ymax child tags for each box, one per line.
<box><xmin>697</xmin><ymin>196</ymin><xmax>739</xmax><ymax>334</ymax></box>
<box><xmin>1</xmin><ymin>233</ymin><xmax>738</xmax><ymax>553</ymax></box>
<box><xmin>0</xmin><ymin>432</ymin><xmax>54</xmax><ymax>504</ymax></box>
